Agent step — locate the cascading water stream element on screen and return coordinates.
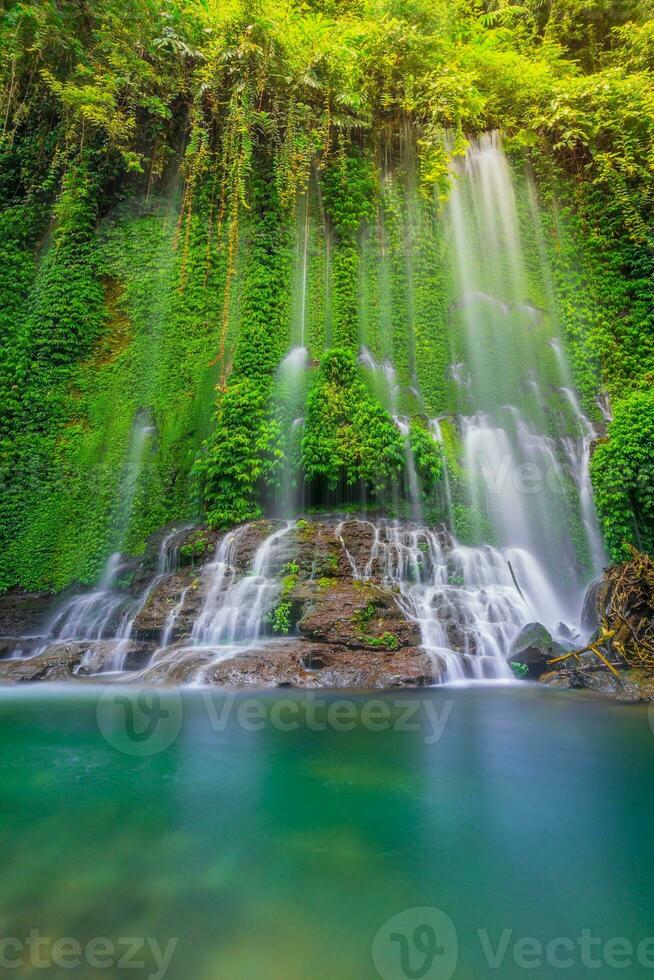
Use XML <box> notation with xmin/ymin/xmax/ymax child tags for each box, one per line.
<box><xmin>18</xmin><ymin>415</ymin><xmax>158</xmax><ymax>661</ymax></box>
<box><xmin>270</xmin><ymin>195</ymin><xmax>314</xmax><ymax>518</ymax></box>
<box><xmin>336</xmin><ymin>520</ymin><xmax>519</xmax><ymax>682</ymax></box>
<box><xmin>147</xmin><ymin>522</ymin><xmax>296</xmax><ymax>683</ymax></box>
<box><xmin>394</xmin><ymin>417</ymin><xmax>423</xmax><ymax>523</ymax></box>
<box><xmin>102</xmin><ymin>525</ymin><xmax>194</xmax><ymax>671</ymax></box>
<box><xmin>446</xmin><ymin>132</ymin><xmax>606</xmax><ymax>635</ymax></box>
<box><xmin>30</xmin><ymin>526</ymin><xmax>192</xmax><ymax>670</ymax></box>
<box><xmin>272</xmin><ymin>347</ymin><xmax>310</xmax><ymax>518</ymax></box>
<box><xmin>430</xmin><ymin>421</ymin><xmax>453</xmax><ymax>527</ymax></box>
<box><xmin>359</xmin><ymin>348</ymin><xmax>422</xmax><ymax>519</ymax></box>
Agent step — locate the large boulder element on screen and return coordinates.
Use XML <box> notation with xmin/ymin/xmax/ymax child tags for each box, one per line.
<box><xmin>508</xmin><ymin>622</ymin><xmax>569</xmax><ymax>679</ymax></box>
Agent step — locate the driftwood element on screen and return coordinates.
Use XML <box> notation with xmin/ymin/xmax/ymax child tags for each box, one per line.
<box><xmin>547</xmin><ymin>627</ymin><xmax>620</xmax><ymax>677</ymax></box>
<box><xmin>507</xmin><ymin>560</ymin><xmax>526</xmax><ymax>603</ymax></box>
<box><xmin>548</xmin><ymin>548</ymin><xmax>654</xmax><ymax>675</ymax></box>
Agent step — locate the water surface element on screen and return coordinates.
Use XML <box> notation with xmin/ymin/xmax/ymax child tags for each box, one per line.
<box><xmin>0</xmin><ymin>686</ymin><xmax>652</xmax><ymax>978</ymax></box>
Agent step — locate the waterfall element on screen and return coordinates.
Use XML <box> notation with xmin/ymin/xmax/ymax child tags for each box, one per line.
<box><xmin>359</xmin><ymin>348</ymin><xmax>422</xmax><ymax>517</ymax></box>
<box><xmin>445</xmin><ymin>132</ymin><xmax>606</xmax><ymax>633</ymax></box>
<box><xmin>336</xmin><ymin>520</ymin><xmax>517</xmax><ymax>682</ymax></box>
<box><xmin>102</xmin><ymin>525</ymin><xmax>194</xmax><ymax>671</ymax></box>
<box><xmin>111</xmin><ymin>412</ymin><xmax>155</xmax><ymax>551</ymax></box>
<box><xmin>295</xmin><ymin>192</ymin><xmax>310</xmax><ymax>349</ymax></box>
<box><xmin>147</xmin><ymin>522</ymin><xmax>296</xmax><ymax>683</ymax></box>
<box><xmin>30</xmin><ymin>526</ymin><xmax>191</xmax><ymax>668</ymax></box>
<box><xmin>5</xmin><ymin>133</ymin><xmax>610</xmax><ymax>685</ymax></box>
<box><xmin>394</xmin><ymin>417</ymin><xmax>423</xmax><ymax>523</ymax></box>
<box><xmin>430</xmin><ymin>418</ymin><xmax>455</xmax><ymax>530</ymax></box>
<box><xmin>42</xmin><ymin>552</ymin><xmax>127</xmax><ymax>648</ymax></box>
<box><xmin>272</xmin><ymin>347</ymin><xmax>310</xmax><ymax>518</ymax></box>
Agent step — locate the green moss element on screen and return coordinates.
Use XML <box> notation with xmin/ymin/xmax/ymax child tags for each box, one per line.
<box><xmin>591</xmin><ymin>389</ymin><xmax>654</xmax><ymax>561</ymax></box>
<box><xmin>194</xmin><ymin>168</ymin><xmax>292</xmax><ymax>529</ymax></box>
<box><xmin>180</xmin><ymin>531</ymin><xmax>211</xmax><ymax>563</ymax></box>
<box><xmin>352</xmin><ymin>602</ymin><xmax>400</xmax><ymax>650</ymax></box>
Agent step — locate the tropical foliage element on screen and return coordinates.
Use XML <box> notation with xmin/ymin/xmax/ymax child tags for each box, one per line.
<box><xmin>1</xmin><ymin>0</ymin><xmax>653</xmax><ymax>587</ymax></box>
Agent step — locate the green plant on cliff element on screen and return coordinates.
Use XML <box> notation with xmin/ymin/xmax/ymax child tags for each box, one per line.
<box><xmin>591</xmin><ymin>389</ymin><xmax>654</xmax><ymax>561</ymax></box>
<box><xmin>409</xmin><ymin>419</ymin><xmax>443</xmax><ymax>497</ymax></box>
<box><xmin>353</xmin><ymin>602</ymin><xmax>400</xmax><ymax>651</ymax></box>
<box><xmin>269</xmin><ymin>600</ymin><xmax>292</xmax><ymax>635</ymax></box>
<box><xmin>193</xmin><ymin>169</ymin><xmax>292</xmax><ymax>529</ymax></box>
<box><xmin>302</xmin><ymin>349</ymin><xmax>404</xmax><ymax>498</ymax></box>
<box><xmin>322</xmin><ymin>150</ymin><xmax>375</xmax><ymax>349</ymax></box>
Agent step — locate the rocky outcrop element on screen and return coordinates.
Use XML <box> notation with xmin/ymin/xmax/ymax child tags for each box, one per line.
<box><xmin>0</xmin><ymin>590</ymin><xmax>55</xmax><ymax>637</ymax></box>
<box><xmin>0</xmin><ymin>640</ymin><xmax>152</xmax><ymax>681</ymax></box>
<box><xmin>140</xmin><ymin>640</ymin><xmax>438</xmax><ymax>688</ymax></box>
<box><xmin>0</xmin><ymin>517</ymin><xmax>461</xmax><ymax>688</ymax></box>
<box><xmin>296</xmin><ymin>581</ymin><xmax>419</xmax><ymax>650</ymax></box>
<box><xmin>541</xmin><ymin>667</ymin><xmax>654</xmax><ymax>702</ymax></box>
<box><xmin>509</xmin><ymin>622</ymin><xmax>571</xmax><ymax>679</ymax></box>
<box><xmin>131</xmin><ymin>571</ymin><xmax>204</xmax><ymax>643</ymax></box>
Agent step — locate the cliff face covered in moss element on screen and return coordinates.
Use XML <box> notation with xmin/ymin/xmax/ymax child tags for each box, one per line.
<box><xmin>1</xmin><ymin>0</ymin><xmax>654</xmax><ymax>596</ymax></box>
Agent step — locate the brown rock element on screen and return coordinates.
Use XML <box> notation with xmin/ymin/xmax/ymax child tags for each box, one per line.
<box><xmin>541</xmin><ymin>666</ymin><xmax>654</xmax><ymax>702</ymax></box>
<box><xmin>297</xmin><ymin>579</ymin><xmax>419</xmax><ymax>650</ymax></box>
<box><xmin>202</xmin><ymin>640</ymin><xmax>440</xmax><ymax>688</ymax></box>
<box><xmin>0</xmin><ymin>641</ymin><xmax>144</xmax><ymax>683</ymax></box>
<box><xmin>0</xmin><ymin>591</ymin><xmax>56</xmax><ymax>638</ymax></box>
<box><xmin>131</xmin><ymin>571</ymin><xmax>203</xmax><ymax>642</ymax></box>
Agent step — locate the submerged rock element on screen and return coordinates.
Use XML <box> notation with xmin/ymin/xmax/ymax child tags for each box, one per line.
<box><xmin>541</xmin><ymin>667</ymin><xmax>654</xmax><ymax>703</ymax></box>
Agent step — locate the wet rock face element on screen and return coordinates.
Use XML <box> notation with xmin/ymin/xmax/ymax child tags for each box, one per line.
<box><xmin>297</xmin><ymin>581</ymin><xmax>420</xmax><ymax>650</ymax></box>
<box><xmin>206</xmin><ymin>644</ymin><xmax>438</xmax><ymax>689</ymax></box>
<box><xmin>0</xmin><ymin>640</ymin><xmax>154</xmax><ymax>682</ymax></box>
<box><xmin>0</xmin><ymin>592</ymin><xmax>56</xmax><ymax>648</ymax></box>
<box><xmin>131</xmin><ymin>571</ymin><xmax>204</xmax><ymax>644</ymax></box>
<box><xmin>0</xmin><ymin>517</ymin><xmax>448</xmax><ymax>688</ymax></box>
<box><xmin>140</xmin><ymin>641</ymin><xmax>438</xmax><ymax>688</ymax></box>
